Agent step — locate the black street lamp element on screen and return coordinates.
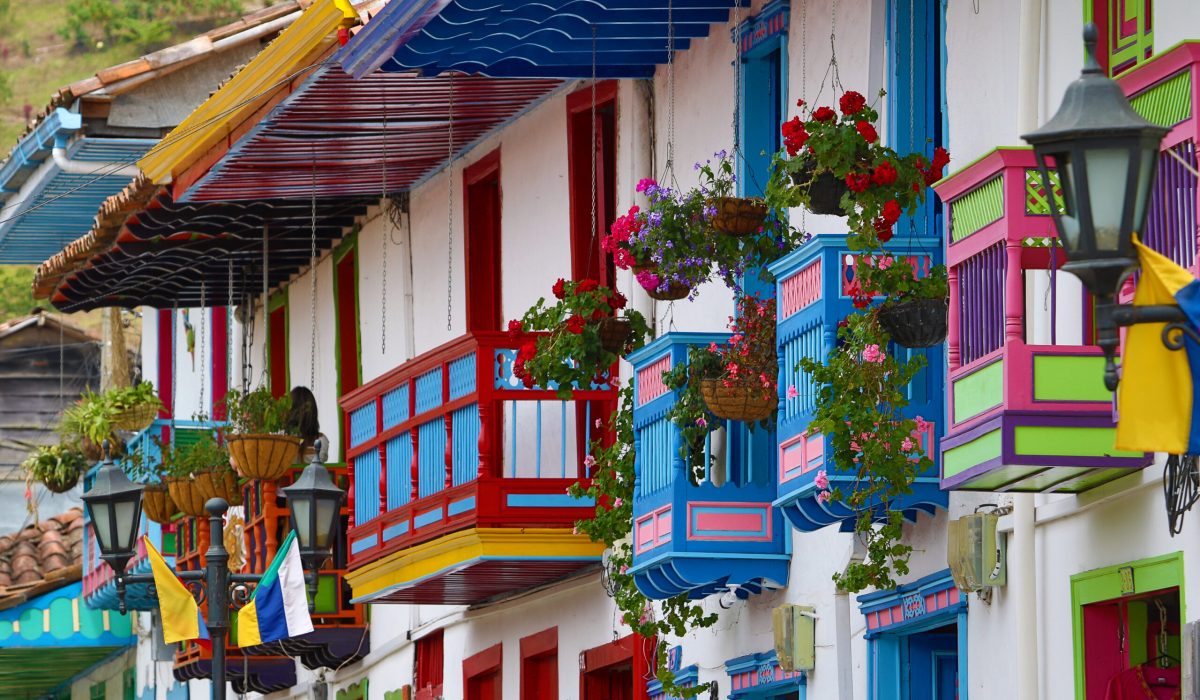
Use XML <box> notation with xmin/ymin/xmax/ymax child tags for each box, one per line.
<box><xmin>81</xmin><ymin>439</ymin><xmax>343</xmax><ymax>700</ymax></box>
<box><xmin>1022</xmin><ymin>24</ymin><xmax>1171</xmax><ymax>391</ymax></box>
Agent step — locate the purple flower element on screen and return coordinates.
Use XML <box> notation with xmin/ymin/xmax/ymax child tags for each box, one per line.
<box><xmin>716</xmin><ymin>149</ymin><xmax>728</xmax><ymax>160</ymax></box>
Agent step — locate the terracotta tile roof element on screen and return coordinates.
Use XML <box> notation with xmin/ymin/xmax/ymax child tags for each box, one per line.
<box><xmin>0</xmin><ymin>508</ymin><xmax>85</xmax><ymax>610</ymax></box>
<box><xmin>32</xmin><ymin>174</ymin><xmax>162</xmax><ymax>299</ymax></box>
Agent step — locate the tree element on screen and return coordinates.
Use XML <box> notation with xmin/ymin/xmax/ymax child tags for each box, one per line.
<box><xmin>0</xmin><ymin>266</ymin><xmax>39</xmax><ymax>323</ymax></box>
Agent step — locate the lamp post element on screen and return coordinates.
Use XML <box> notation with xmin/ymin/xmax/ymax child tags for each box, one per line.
<box><xmin>1022</xmin><ymin>24</ymin><xmax>1171</xmax><ymax>390</ymax></box>
<box><xmin>81</xmin><ymin>440</ymin><xmax>344</xmax><ymax>700</ymax></box>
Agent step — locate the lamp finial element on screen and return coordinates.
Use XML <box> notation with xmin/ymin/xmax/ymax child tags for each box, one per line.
<box><xmin>1083</xmin><ymin>23</ymin><xmax>1101</xmax><ymax>75</ymax></box>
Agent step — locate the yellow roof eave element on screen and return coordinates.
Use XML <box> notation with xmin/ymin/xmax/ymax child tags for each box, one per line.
<box><xmin>138</xmin><ymin>0</ymin><xmax>357</xmax><ymax>185</ymax></box>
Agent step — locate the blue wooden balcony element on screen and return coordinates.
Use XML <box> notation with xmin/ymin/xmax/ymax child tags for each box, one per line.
<box><xmin>627</xmin><ymin>333</ymin><xmax>790</xmax><ymax>600</ymax></box>
<box><xmin>770</xmin><ymin>236</ymin><xmax>948</xmax><ymax>532</ymax></box>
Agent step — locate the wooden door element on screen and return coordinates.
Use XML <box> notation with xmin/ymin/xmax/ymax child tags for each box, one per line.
<box><xmin>464</xmin><ymin>150</ymin><xmax>502</xmax><ymax>332</ymax></box>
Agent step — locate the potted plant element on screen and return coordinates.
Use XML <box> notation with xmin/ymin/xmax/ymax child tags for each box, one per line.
<box><xmin>603</xmin><ymin>179</ymin><xmax>711</xmax><ymax>300</ymax></box>
<box><xmin>59</xmin><ymin>393</ymin><xmax>125</xmax><ymax>462</ymax></box>
<box><xmin>695</xmin><ymin>295</ymin><xmax>778</xmax><ymax>423</ymax></box>
<box><xmin>22</xmin><ymin>444</ymin><xmax>87</xmax><ymax>493</ymax></box>
<box><xmin>123</xmin><ymin>451</ymin><xmax>178</xmax><ymax>525</ymax></box>
<box><xmin>697</xmin><ymin>150</ymin><xmax>768</xmax><ymax>236</ymax></box>
<box><xmin>510</xmin><ymin>279</ymin><xmax>651</xmax><ymax>399</ymax></box>
<box><xmin>106</xmin><ymin>382</ymin><xmax>163</xmax><ymax>432</ymax></box>
<box><xmin>856</xmin><ymin>255</ymin><xmax>951</xmax><ymax>348</ymax></box>
<box><xmin>160</xmin><ymin>432</ymin><xmax>240</xmax><ymax>517</ymax></box>
<box><xmin>221</xmin><ymin>387</ymin><xmax>301</xmax><ymax>480</ymax></box>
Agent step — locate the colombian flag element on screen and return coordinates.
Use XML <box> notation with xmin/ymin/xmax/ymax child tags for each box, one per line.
<box><xmin>236</xmin><ymin>531</ymin><xmax>313</xmax><ymax>647</ymax></box>
<box><xmin>145</xmin><ymin>535</ymin><xmax>210</xmax><ymax>646</ymax></box>
<box><xmin>1115</xmin><ymin>238</ymin><xmax>1200</xmax><ymax>454</ymax></box>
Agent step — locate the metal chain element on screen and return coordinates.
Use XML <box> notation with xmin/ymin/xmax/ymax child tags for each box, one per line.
<box><xmin>171</xmin><ymin>299</ymin><xmax>178</xmax><ymax>427</ymax></box>
<box><xmin>446</xmin><ymin>74</ymin><xmax>456</xmax><ymax>332</ymax></box>
<box><xmin>227</xmin><ymin>256</ymin><xmax>233</xmax><ymax>395</ymax></box>
<box><xmin>382</xmin><ymin>84</ymin><xmax>389</xmax><ymax>354</ymax></box>
<box><xmin>731</xmin><ymin>0</ymin><xmax>741</xmax><ymax>154</ymax></box>
<box><xmin>310</xmin><ymin>147</ymin><xmax>318</xmax><ymax>390</ymax></box>
<box><xmin>590</xmin><ymin>27</ymin><xmax>598</xmax><ymax>276</ymax></box>
<box><xmin>199</xmin><ymin>281</ymin><xmax>206</xmax><ymax>416</ymax></box>
<box><xmin>261</xmin><ymin>224</ymin><xmax>269</xmax><ymax>386</ymax></box>
<box><xmin>664</xmin><ymin>0</ymin><xmax>676</xmax><ymax>179</ymax></box>
<box><xmin>800</xmin><ymin>0</ymin><xmax>808</xmax><ymax>233</ymax></box>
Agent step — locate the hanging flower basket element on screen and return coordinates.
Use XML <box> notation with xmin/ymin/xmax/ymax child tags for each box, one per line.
<box><xmin>633</xmin><ymin>263</ymin><xmax>691</xmax><ymax>301</ymax></box>
<box><xmin>110</xmin><ymin>403</ymin><xmax>159</xmax><ymax>432</ymax></box>
<box><xmin>195</xmin><ymin>469</ymin><xmax>243</xmax><ymax>507</ymax></box>
<box><xmin>142</xmin><ymin>484</ymin><xmax>178</xmax><ymax>524</ymax></box>
<box><xmin>699</xmin><ymin>379</ymin><xmax>778</xmax><ymax>423</ymax></box>
<box><xmin>708</xmin><ymin>196</ymin><xmax>769</xmax><ymax>236</ymax></box>
<box><xmin>877</xmin><ymin>297</ymin><xmax>949</xmax><ymax>348</ymax></box>
<box><xmin>228</xmin><ymin>434</ymin><xmax>303</xmax><ymax>481</ymax></box>
<box><xmin>792</xmin><ymin>162</ymin><xmax>850</xmax><ymax>216</ymax></box>
<box><xmin>166</xmin><ymin>476</ymin><xmax>209</xmax><ymax>517</ymax></box>
<box><xmin>596</xmin><ymin>317</ymin><xmax>633</xmax><ymax>354</ymax></box>
<box><xmin>41</xmin><ymin>470</ymin><xmax>80</xmax><ymax>494</ymax></box>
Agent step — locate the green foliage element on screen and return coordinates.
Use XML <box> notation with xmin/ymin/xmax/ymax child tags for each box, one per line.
<box><xmin>0</xmin><ymin>72</ymin><xmax>12</xmax><ymax>107</ymax></box>
<box><xmin>567</xmin><ymin>386</ymin><xmax>717</xmax><ymax>699</ymax></box>
<box><xmin>22</xmin><ymin>444</ymin><xmax>87</xmax><ymax>486</ymax></box>
<box><xmin>156</xmin><ymin>432</ymin><xmax>229</xmax><ymax>479</ymax></box>
<box><xmin>222</xmin><ymin>387</ymin><xmax>296</xmax><ymax>435</ymax></box>
<box><xmin>59</xmin><ymin>391</ymin><xmax>114</xmax><ymax>445</ymax></box>
<box><xmin>106</xmin><ymin>381</ymin><xmax>162</xmax><ymax>413</ymax></box>
<box><xmin>511</xmin><ymin>279</ymin><xmax>651</xmax><ymax>399</ymax></box>
<box><xmin>0</xmin><ymin>267</ymin><xmax>38</xmax><ymax>322</ymax></box>
<box><xmin>61</xmin><ymin>0</ymin><xmax>242</xmax><ymax>50</ymax></box>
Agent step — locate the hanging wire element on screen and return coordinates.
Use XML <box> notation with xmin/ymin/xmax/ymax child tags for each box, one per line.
<box><xmin>260</xmin><ymin>223</ymin><xmax>270</xmax><ymax>387</ymax></box>
<box><xmin>198</xmin><ymin>281</ymin><xmax>206</xmax><ymax>416</ymax></box>
<box><xmin>586</xmin><ymin>25</ymin><xmax>599</xmax><ymax>279</ymax></box>
<box><xmin>1163</xmin><ymin>454</ymin><xmax>1200</xmax><ymax>536</ymax></box>
<box><xmin>227</xmin><ymin>256</ymin><xmax>234</xmax><ymax>400</ymax></box>
<box><xmin>381</xmin><ymin>85</ymin><xmax>390</xmax><ymax>354</ymax></box>
<box><xmin>310</xmin><ymin>146</ymin><xmax>319</xmax><ymax>391</ymax></box>
<box><xmin>446</xmin><ymin>73</ymin><xmax>456</xmax><ymax>332</ymax></box>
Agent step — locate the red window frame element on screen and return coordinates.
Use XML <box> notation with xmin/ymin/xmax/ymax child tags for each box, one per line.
<box><xmin>579</xmin><ymin>634</ymin><xmax>655</xmax><ymax>700</ymax></box>
<box><xmin>566</xmin><ymin>81</ymin><xmax>619</xmax><ymax>287</ymax></box>
<box><xmin>157</xmin><ymin>309</ymin><xmax>174</xmax><ymax>417</ymax></box>
<box><xmin>464</xmin><ymin>148</ymin><xmax>503</xmax><ymax>332</ymax></box>
<box><xmin>415</xmin><ymin>629</ymin><xmax>445</xmax><ymax>700</ymax></box>
<box><xmin>336</xmin><ymin>248</ymin><xmax>361</xmax><ymax>396</ymax></box>
<box><xmin>464</xmin><ymin>643</ymin><xmax>503</xmax><ymax>700</ymax></box>
<box><xmin>211</xmin><ymin>306</ymin><xmax>229</xmax><ymax>419</ymax></box>
<box><xmin>268</xmin><ymin>302</ymin><xmax>288</xmax><ymax>399</ymax></box>
<box><xmin>520</xmin><ymin>627</ymin><xmax>558</xmax><ymax>700</ymax></box>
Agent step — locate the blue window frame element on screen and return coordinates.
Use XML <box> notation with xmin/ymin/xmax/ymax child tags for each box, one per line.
<box><xmin>886</xmin><ymin>0</ymin><xmax>948</xmax><ymax>239</ymax></box>
<box><xmin>725</xmin><ymin>650</ymin><xmax>805</xmax><ymax>699</ymax></box>
<box><xmin>737</xmin><ymin>0</ymin><xmax>789</xmax><ymax>204</ymax></box>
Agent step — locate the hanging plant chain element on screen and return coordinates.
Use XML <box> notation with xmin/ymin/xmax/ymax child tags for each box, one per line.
<box><xmin>447</xmin><ymin>74</ymin><xmax>456</xmax><ymax>333</ymax></box>
<box><xmin>310</xmin><ymin>147</ymin><xmax>318</xmax><ymax>390</ymax></box>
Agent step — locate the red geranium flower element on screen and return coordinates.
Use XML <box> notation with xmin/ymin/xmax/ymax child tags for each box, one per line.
<box><xmin>855</xmin><ymin>120</ymin><xmax>878</xmax><ymax>143</ymax></box>
<box><xmin>839</xmin><ymin>91</ymin><xmax>866</xmax><ymax>115</ymax></box>
<box><xmin>552</xmin><ymin>278</ymin><xmax>566</xmax><ymax>299</ymax></box>
<box><xmin>881</xmin><ymin>199</ymin><xmax>902</xmax><ymax>224</ymax></box>
<box><xmin>931</xmin><ymin>146</ymin><xmax>951</xmax><ymax>170</ymax></box>
<box><xmin>812</xmin><ymin>106</ymin><xmax>836</xmax><ymax>122</ymax></box>
<box><xmin>566</xmin><ymin>316</ymin><xmax>585</xmax><ymax>334</ymax></box>
<box><xmin>781</xmin><ymin>117</ymin><xmax>809</xmax><ymax>156</ymax></box>
<box><xmin>845</xmin><ymin>172</ymin><xmax>871</xmax><ymax>193</ymax></box>
<box><xmin>874</xmin><ymin>218</ymin><xmax>894</xmax><ymax>243</ymax></box>
<box><xmin>872</xmin><ymin>161</ymin><xmax>897</xmax><ymax>186</ymax></box>
<box><xmin>577</xmin><ymin>278</ymin><xmax>599</xmax><ymax>293</ymax></box>
<box><xmin>607</xmin><ymin>290</ymin><xmax>627</xmax><ymax>310</ymax></box>
<box><xmin>517</xmin><ymin>341</ymin><xmax>537</xmax><ymax>360</ymax></box>
<box><xmin>796</xmin><ymin>98</ymin><xmax>806</xmax><ymax>108</ymax></box>
<box><xmin>506</xmin><ymin>319</ymin><xmax>523</xmax><ymax>339</ymax></box>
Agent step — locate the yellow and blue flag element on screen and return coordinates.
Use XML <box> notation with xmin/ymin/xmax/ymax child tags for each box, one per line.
<box><xmin>145</xmin><ymin>535</ymin><xmax>210</xmax><ymax>646</ymax></box>
<box><xmin>236</xmin><ymin>531</ymin><xmax>314</xmax><ymax>647</ymax></box>
<box><xmin>1115</xmin><ymin>238</ymin><xmax>1200</xmax><ymax>454</ymax></box>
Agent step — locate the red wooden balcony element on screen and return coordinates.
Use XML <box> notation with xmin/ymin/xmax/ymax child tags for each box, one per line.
<box><xmin>340</xmin><ymin>331</ymin><xmax>611</xmax><ymax>605</ymax></box>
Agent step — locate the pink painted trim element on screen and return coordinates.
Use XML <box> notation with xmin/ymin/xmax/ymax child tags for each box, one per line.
<box><xmin>1006</xmin><ymin>341</ymin><xmax>1114</xmax><ymax>413</ymax></box>
<box><xmin>935</xmin><ymin>148</ymin><xmax>1036</xmax><ymax>203</ymax></box>
<box><xmin>685</xmin><ymin>502</ymin><xmax>772</xmax><ymax>542</ymax></box>
<box><xmin>780</xmin><ymin>259</ymin><xmax>822</xmax><ymax>318</ymax></box>
<box><xmin>634</xmin><ymin>505</ymin><xmax>672</xmax><ymax>554</ymax></box>
<box><xmin>1116</xmin><ymin>42</ymin><xmax>1200</xmax><ymax>98</ymax></box>
<box><xmin>637</xmin><ymin>355</ymin><xmax>671</xmax><ymax>406</ymax></box>
<box><xmin>779</xmin><ymin>430</ymin><xmax>824</xmax><ymax>483</ymax></box>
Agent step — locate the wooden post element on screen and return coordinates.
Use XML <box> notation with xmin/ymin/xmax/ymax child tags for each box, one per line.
<box><xmin>1005</xmin><ymin>238</ymin><xmax>1024</xmax><ymax>342</ymax></box>
<box><xmin>947</xmin><ymin>264</ymin><xmax>961</xmax><ymax>369</ymax></box>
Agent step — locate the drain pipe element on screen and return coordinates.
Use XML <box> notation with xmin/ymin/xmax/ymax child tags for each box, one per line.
<box><xmin>835</xmin><ymin>539</ymin><xmax>866</xmax><ymax>699</ymax></box>
<box><xmin>1014</xmin><ymin>0</ymin><xmax>1043</xmax><ymax>697</ymax></box>
<box><xmin>52</xmin><ymin>145</ymin><xmax>140</xmax><ymax>177</ymax></box>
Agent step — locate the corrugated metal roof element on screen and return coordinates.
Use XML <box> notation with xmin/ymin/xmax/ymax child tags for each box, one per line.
<box><xmin>137</xmin><ymin>0</ymin><xmax>360</xmax><ymax>185</ymax></box>
<box><xmin>182</xmin><ymin>67</ymin><xmax>561</xmax><ymax>201</ymax></box>
<box><xmin>0</xmin><ymin>138</ymin><xmax>153</xmax><ymax>264</ymax></box>
<box><xmin>337</xmin><ymin>0</ymin><xmax>745</xmax><ymax>79</ymax></box>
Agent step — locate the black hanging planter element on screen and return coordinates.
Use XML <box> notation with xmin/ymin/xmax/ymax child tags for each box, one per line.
<box><xmin>877</xmin><ymin>298</ymin><xmax>949</xmax><ymax>348</ymax></box>
<box><xmin>792</xmin><ymin>161</ymin><xmax>849</xmax><ymax>216</ymax></box>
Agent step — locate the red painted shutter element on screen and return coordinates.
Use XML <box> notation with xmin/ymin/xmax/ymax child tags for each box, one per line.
<box><xmin>268</xmin><ymin>305</ymin><xmax>287</xmax><ymax>398</ymax></box>
<box><xmin>464</xmin><ymin>150</ymin><xmax>503</xmax><ymax>332</ymax></box>
<box><xmin>211</xmin><ymin>306</ymin><xmax>228</xmax><ymax>419</ymax></box>
<box><xmin>416</xmin><ymin>630</ymin><xmax>445</xmax><ymax>699</ymax></box>
<box><xmin>336</xmin><ymin>253</ymin><xmax>360</xmax><ymax>396</ymax></box>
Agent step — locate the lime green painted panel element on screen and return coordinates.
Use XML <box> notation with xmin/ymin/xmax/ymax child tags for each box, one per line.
<box><xmin>1032</xmin><ymin>355</ymin><xmax>1111</xmax><ymax>401</ymax></box>
<box><xmin>1131</xmin><ymin>71</ymin><xmax>1192</xmax><ymax>127</ymax></box>
<box><xmin>48</xmin><ymin>597</ymin><xmax>74</xmax><ymax>640</ymax></box>
<box><xmin>1013</xmin><ymin>426</ymin><xmax>1142</xmax><ymax>458</ymax></box>
<box><xmin>314</xmin><ymin>574</ymin><xmax>338</xmax><ymax>613</ymax></box>
<box><xmin>951</xmin><ymin>176</ymin><xmax>1004</xmax><ymax>242</ymax></box>
<box><xmin>1025</xmin><ymin>168</ymin><xmax>1064</xmax><ymax>215</ymax></box>
<box><xmin>942</xmin><ymin>429</ymin><xmax>1003</xmax><ymax>478</ymax></box>
<box><xmin>953</xmin><ymin>360</ymin><xmax>1004</xmax><ymax>423</ymax></box>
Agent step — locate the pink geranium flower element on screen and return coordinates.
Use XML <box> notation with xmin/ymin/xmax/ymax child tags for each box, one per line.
<box><xmin>816</xmin><ymin>490</ymin><xmax>831</xmax><ymax>504</ymax></box>
<box><xmin>786</xmin><ymin>385</ymin><xmax>799</xmax><ymax>399</ymax></box>
<box><xmin>862</xmin><ymin>344</ymin><xmax>885</xmax><ymax>364</ymax></box>
<box><xmin>814</xmin><ymin>469</ymin><xmax>829</xmax><ymax>490</ymax></box>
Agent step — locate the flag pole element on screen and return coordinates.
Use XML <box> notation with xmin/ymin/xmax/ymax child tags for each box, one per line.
<box><xmin>204</xmin><ymin>498</ymin><xmax>231</xmax><ymax>700</ymax></box>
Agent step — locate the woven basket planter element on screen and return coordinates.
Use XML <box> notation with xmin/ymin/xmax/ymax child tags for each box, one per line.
<box><xmin>110</xmin><ymin>403</ymin><xmax>159</xmax><ymax>432</ymax></box>
<box><xmin>142</xmin><ymin>484</ymin><xmax>178</xmax><ymax>524</ymax></box>
<box><xmin>792</xmin><ymin>163</ymin><xmax>849</xmax><ymax>215</ymax></box>
<box><xmin>228</xmin><ymin>434</ymin><xmax>302</xmax><ymax>481</ymax></box>
<box><xmin>709</xmin><ymin>197</ymin><xmax>769</xmax><ymax>236</ymax></box>
<box><xmin>166</xmin><ymin>476</ymin><xmax>209</xmax><ymax>517</ymax></box>
<box><xmin>194</xmin><ymin>469</ymin><xmax>243</xmax><ymax>507</ymax></box>
<box><xmin>699</xmin><ymin>379</ymin><xmax>779</xmax><ymax>423</ymax></box>
<box><xmin>633</xmin><ymin>263</ymin><xmax>691</xmax><ymax>301</ymax></box>
<box><xmin>596</xmin><ymin>317</ymin><xmax>633</xmax><ymax>354</ymax></box>
<box><xmin>877</xmin><ymin>297</ymin><xmax>949</xmax><ymax>348</ymax></box>
<box><xmin>40</xmin><ymin>470</ymin><xmax>80</xmax><ymax>494</ymax></box>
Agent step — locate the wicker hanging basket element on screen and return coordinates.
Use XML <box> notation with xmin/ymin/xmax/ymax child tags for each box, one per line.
<box><xmin>110</xmin><ymin>403</ymin><xmax>159</xmax><ymax>432</ymax></box>
<box><xmin>166</xmin><ymin>476</ymin><xmax>209</xmax><ymax>517</ymax></box>
<box><xmin>709</xmin><ymin>197</ymin><xmax>769</xmax><ymax>236</ymax></box>
<box><xmin>40</xmin><ymin>470</ymin><xmax>80</xmax><ymax>494</ymax></box>
<box><xmin>228</xmin><ymin>434</ymin><xmax>302</xmax><ymax>481</ymax></box>
<box><xmin>699</xmin><ymin>379</ymin><xmax>779</xmax><ymax>423</ymax></box>
<box><xmin>194</xmin><ymin>469</ymin><xmax>243</xmax><ymax>507</ymax></box>
<box><xmin>792</xmin><ymin>162</ymin><xmax>850</xmax><ymax>216</ymax></box>
<box><xmin>142</xmin><ymin>484</ymin><xmax>179</xmax><ymax>524</ymax></box>
<box><xmin>877</xmin><ymin>297</ymin><xmax>949</xmax><ymax>348</ymax></box>
<box><xmin>596</xmin><ymin>317</ymin><xmax>633</xmax><ymax>354</ymax></box>
<box><xmin>633</xmin><ymin>263</ymin><xmax>691</xmax><ymax>301</ymax></box>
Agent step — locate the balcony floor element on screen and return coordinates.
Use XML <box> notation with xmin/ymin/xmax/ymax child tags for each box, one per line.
<box><xmin>345</xmin><ymin>527</ymin><xmax>603</xmax><ymax>605</ymax></box>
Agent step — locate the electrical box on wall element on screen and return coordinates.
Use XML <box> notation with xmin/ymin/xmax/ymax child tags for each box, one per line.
<box><xmin>948</xmin><ymin>511</ymin><xmax>1007</xmax><ymax>592</ymax></box>
<box><xmin>773</xmin><ymin>604</ymin><xmax>815</xmax><ymax>672</ymax></box>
